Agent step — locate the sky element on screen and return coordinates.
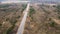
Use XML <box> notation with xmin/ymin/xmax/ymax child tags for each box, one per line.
<box><xmin>0</xmin><ymin>0</ymin><xmax>60</xmax><ymax>2</ymax></box>
<box><xmin>0</xmin><ymin>0</ymin><xmax>20</xmax><ymax>1</ymax></box>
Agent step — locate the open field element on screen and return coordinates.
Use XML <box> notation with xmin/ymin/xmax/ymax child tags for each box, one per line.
<box><xmin>0</xmin><ymin>3</ymin><xmax>60</xmax><ymax>34</ymax></box>
<box><xmin>0</xmin><ymin>3</ymin><xmax>27</xmax><ymax>34</ymax></box>
<box><xmin>23</xmin><ymin>4</ymin><xmax>60</xmax><ymax>34</ymax></box>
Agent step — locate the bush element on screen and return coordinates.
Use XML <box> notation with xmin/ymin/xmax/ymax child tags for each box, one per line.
<box><xmin>58</xmin><ymin>16</ymin><xmax>60</xmax><ymax>19</ymax></box>
<box><xmin>49</xmin><ymin>21</ymin><xmax>56</xmax><ymax>27</ymax></box>
<box><xmin>53</xmin><ymin>5</ymin><xmax>56</xmax><ymax>7</ymax></box>
<box><xmin>6</xmin><ymin>18</ymin><xmax>9</xmax><ymax>21</ymax></box>
<box><xmin>16</xmin><ymin>16</ymin><xmax>20</xmax><ymax>18</ymax></box>
<box><xmin>0</xmin><ymin>24</ymin><xmax>2</xmax><ymax>26</ymax></box>
<box><xmin>48</xmin><ymin>18</ymin><xmax>51</xmax><ymax>21</ymax></box>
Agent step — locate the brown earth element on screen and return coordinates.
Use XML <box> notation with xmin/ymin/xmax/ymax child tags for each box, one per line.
<box><xmin>23</xmin><ymin>4</ymin><xmax>60</xmax><ymax>34</ymax></box>
<box><xmin>0</xmin><ymin>3</ymin><xmax>27</xmax><ymax>34</ymax></box>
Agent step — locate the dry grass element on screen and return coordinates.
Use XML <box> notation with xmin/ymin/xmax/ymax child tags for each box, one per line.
<box><xmin>23</xmin><ymin>4</ymin><xmax>60</xmax><ymax>34</ymax></box>
<box><xmin>0</xmin><ymin>3</ymin><xmax>27</xmax><ymax>34</ymax></box>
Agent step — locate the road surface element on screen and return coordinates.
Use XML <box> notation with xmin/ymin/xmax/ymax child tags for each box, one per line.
<box><xmin>16</xmin><ymin>3</ymin><xmax>30</xmax><ymax>34</ymax></box>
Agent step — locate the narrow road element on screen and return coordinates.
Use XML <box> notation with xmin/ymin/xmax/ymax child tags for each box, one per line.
<box><xmin>16</xmin><ymin>3</ymin><xmax>30</xmax><ymax>34</ymax></box>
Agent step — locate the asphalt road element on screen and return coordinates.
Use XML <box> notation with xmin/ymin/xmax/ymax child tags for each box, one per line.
<box><xmin>16</xmin><ymin>3</ymin><xmax>30</xmax><ymax>34</ymax></box>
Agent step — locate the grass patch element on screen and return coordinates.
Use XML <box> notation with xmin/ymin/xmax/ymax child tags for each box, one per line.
<box><xmin>56</xmin><ymin>5</ymin><xmax>60</xmax><ymax>14</ymax></box>
<box><xmin>6</xmin><ymin>25</ymin><xmax>15</xmax><ymax>34</ymax></box>
<box><xmin>21</xmin><ymin>4</ymin><xmax>27</xmax><ymax>13</ymax></box>
<box><xmin>0</xmin><ymin>4</ymin><xmax>11</xmax><ymax>8</ymax></box>
<box><xmin>29</xmin><ymin>6</ymin><xmax>35</xmax><ymax>20</ymax></box>
<box><xmin>6</xmin><ymin>17</ymin><xmax>17</xmax><ymax>34</ymax></box>
<box><xmin>41</xmin><ymin>6</ymin><xmax>50</xmax><ymax>14</ymax></box>
<box><xmin>9</xmin><ymin>18</ymin><xmax>17</xmax><ymax>25</ymax></box>
<box><xmin>29</xmin><ymin>6</ymin><xmax>35</xmax><ymax>17</ymax></box>
<box><xmin>56</xmin><ymin>5</ymin><xmax>60</xmax><ymax>9</ymax></box>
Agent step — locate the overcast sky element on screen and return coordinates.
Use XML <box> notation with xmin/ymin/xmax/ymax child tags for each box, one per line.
<box><xmin>0</xmin><ymin>0</ymin><xmax>60</xmax><ymax>2</ymax></box>
<box><xmin>0</xmin><ymin>0</ymin><xmax>20</xmax><ymax>1</ymax></box>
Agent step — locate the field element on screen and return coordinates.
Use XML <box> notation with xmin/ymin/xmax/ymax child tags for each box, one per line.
<box><xmin>23</xmin><ymin>4</ymin><xmax>60</xmax><ymax>34</ymax></box>
<box><xmin>0</xmin><ymin>3</ymin><xmax>27</xmax><ymax>34</ymax></box>
<box><xmin>0</xmin><ymin>3</ymin><xmax>60</xmax><ymax>34</ymax></box>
